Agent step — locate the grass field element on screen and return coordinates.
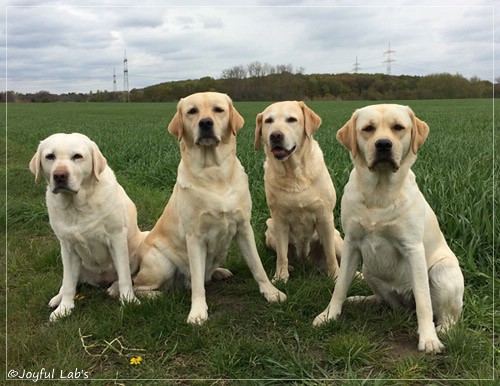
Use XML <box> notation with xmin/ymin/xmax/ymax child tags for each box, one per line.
<box><xmin>3</xmin><ymin>99</ymin><xmax>498</xmax><ymax>384</ymax></box>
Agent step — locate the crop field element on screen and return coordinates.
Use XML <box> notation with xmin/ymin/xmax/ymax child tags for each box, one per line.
<box><xmin>3</xmin><ymin>99</ymin><xmax>498</xmax><ymax>384</ymax></box>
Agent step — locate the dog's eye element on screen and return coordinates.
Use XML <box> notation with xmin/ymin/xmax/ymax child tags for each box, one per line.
<box><xmin>187</xmin><ymin>107</ymin><xmax>198</xmax><ymax>115</ymax></box>
<box><xmin>362</xmin><ymin>125</ymin><xmax>375</xmax><ymax>132</ymax></box>
<box><xmin>393</xmin><ymin>124</ymin><xmax>405</xmax><ymax>131</ymax></box>
<box><xmin>264</xmin><ymin>117</ymin><xmax>274</xmax><ymax>124</ymax></box>
<box><xmin>286</xmin><ymin>117</ymin><xmax>297</xmax><ymax>123</ymax></box>
<box><xmin>213</xmin><ymin>106</ymin><xmax>225</xmax><ymax>113</ymax></box>
<box><xmin>72</xmin><ymin>153</ymin><xmax>83</xmax><ymax>161</ymax></box>
<box><xmin>45</xmin><ymin>153</ymin><xmax>55</xmax><ymax>161</ymax></box>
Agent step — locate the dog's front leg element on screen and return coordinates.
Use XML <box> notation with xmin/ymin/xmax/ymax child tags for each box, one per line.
<box><xmin>109</xmin><ymin>230</ymin><xmax>139</xmax><ymax>305</ymax></box>
<box><xmin>49</xmin><ymin>242</ymin><xmax>80</xmax><ymax>322</ymax></box>
<box><xmin>406</xmin><ymin>243</ymin><xmax>444</xmax><ymax>354</ymax></box>
<box><xmin>316</xmin><ymin>215</ymin><xmax>340</xmax><ymax>278</ymax></box>
<box><xmin>272</xmin><ymin>217</ymin><xmax>290</xmax><ymax>283</ymax></box>
<box><xmin>186</xmin><ymin>234</ymin><xmax>208</xmax><ymax>324</ymax></box>
<box><xmin>236</xmin><ymin>223</ymin><xmax>286</xmax><ymax>303</ymax></box>
<box><xmin>313</xmin><ymin>238</ymin><xmax>360</xmax><ymax>326</ymax></box>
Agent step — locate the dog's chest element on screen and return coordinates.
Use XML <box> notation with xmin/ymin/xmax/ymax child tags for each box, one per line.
<box><xmin>192</xmin><ymin>210</ymin><xmax>238</xmax><ymax>277</ymax></box>
<box><xmin>276</xmin><ymin>190</ymin><xmax>328</xmax><ymax>226</ymax></box>
<box><xmin>181</xmin><ymin>177</ymin><xmax>249</xmax><ymax>224</ymax></box>
<box><xmin>350</xmin><ymin>211</ymin><xmax>413</xmax><ymax>286</ymax></box>
<box><xmin>52</xmin><ymin>212</ymin><xmax>117</xmax><ymax>271</ymax></box>
<box><xmin>360</xmin><ymin>234</ymin><xmax>413</xmax><ymax>294</ymax></box>
<box><xmin>64</xmin><ymin>229</ymin><xmax>115</xmax><ymax>272</ymax></box>
<box><xmin>75</xmin><ymin>240</ymin><xmax>113</xmax><ymax>272</ymax></box>
<box><xmin>189</xmin><ymin>191</ymin><xmax>245</xmax><ymax>252</ymax></box>
<box><xmin>287</xmin><ymin>209</ymin><xmax>318</xmax><ymax>247</ymax></box>
<box><xmin>199</xmin><ymin>209</ymin><xmax>239</xmax><ymax>236</ymax></box>
<box><xmin>177</xmin><ymin>172</ymin><xmax>250</xmax><ymax>265</ymax></box>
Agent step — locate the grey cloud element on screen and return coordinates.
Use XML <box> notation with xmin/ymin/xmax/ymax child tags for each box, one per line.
<box><xmin>3</xmin><ymin>3</ymin><xmax>497</xmax><ymax>93</ymax></box>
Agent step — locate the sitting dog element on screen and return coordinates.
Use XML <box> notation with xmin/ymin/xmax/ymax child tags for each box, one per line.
<box><xmin>134</xmin><ymin>92</ymin><xmax>286</xmax><ymax>324</ymax></box>
<box><xmin>30</xmin><ymin>133</ymin><xmax>148</xmax><ymax>321</ymax></box>
<box><xmin>254</xmin><ymin>101</ymin><xmax>343</xmax><ymax>282</ymax></box>
<box><xmin>313</xmin><ymin>104</ymin><xmax>464</xmax><ymax>354</ymax></box>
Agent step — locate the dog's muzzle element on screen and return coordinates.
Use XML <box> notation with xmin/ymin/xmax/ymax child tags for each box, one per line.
<box><xmin>370</xmin><ymin>139</ymin><xmax>398</xmax><ymax>172</ymax></box>
<box><xmin>269</xmin><ymin>131</ymin><xmax>296</xmax><ymax>160</ymax></box>
<box><xmin>51</xmin><ymin>170</ymin><xmax>77</xmax><ymax>194</ymax></box>
<box><xmin>195</xmin><ymin>118</ymin><xmax>220</xmax><ymax>146</ymax></box>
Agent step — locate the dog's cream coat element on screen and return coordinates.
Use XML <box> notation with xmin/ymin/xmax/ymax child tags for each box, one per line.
<box><xmin>255</xmin><ymin>101</ymin><xmax>343</xmax><ymax>282</ymax></box>
<box><xmin>313</xmin><ymin>104</ymin><xmax>464</xmax><ymax>354</ymax></box>
<box><xmin>134</xmin><ymin>92</ymin><xmax>286</xmax><ymax>324</ymax></box>
<box><xmin>30</xmin><ymin>133</ymin><xmax>147</xmax><ymax>321</ymax></box>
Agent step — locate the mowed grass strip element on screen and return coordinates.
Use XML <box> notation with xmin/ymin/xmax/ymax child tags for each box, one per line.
<box><xmin>4</xmin><ymin>99</ymin><xmax>497</xmax><ymax>383</ymax></box>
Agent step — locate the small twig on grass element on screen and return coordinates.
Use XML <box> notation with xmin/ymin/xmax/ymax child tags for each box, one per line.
<box><xmin>78</xmin><ymin>328</ymin><xmax>146</xmax><ymax>358</ymax></box>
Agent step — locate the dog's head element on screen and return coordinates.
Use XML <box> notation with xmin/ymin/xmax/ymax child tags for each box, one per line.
<box><xmin>167</xmin><ymin>92</ymin><xmax>244</xmax><ymax>147</ymax></box>
<box><xmin>254</xmin><ymin>101</ymin><xmax>321</xmax><ymax>161</ymax></box>
<box><xmin>29</xmin><ymin>133</ymin><xmax>107</xmax><ymax>194</ymax></box>
<box><xmin>336</xmin><ymin>104</ymin><xmax>429</xmax><ymax>172</ymax></box>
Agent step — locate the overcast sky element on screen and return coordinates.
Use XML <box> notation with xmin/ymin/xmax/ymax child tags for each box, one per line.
<box><xmin>2</xmin><ymin>0</ymin><xmax>498</xmax><ymax>94</ymax></box>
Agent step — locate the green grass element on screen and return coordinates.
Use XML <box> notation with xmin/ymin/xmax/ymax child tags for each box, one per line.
<box><xmin>4</xmin><ymin>99</ymin><xmax>498</xmax><ymax>384</ymax></box>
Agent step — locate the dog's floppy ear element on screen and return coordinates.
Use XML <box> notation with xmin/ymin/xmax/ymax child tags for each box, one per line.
<box><xmin>337</xmin><ymin>111</ymin><xmax>359</xmax><ymax>158</ymax></box>
<box><xmin>408</xmin><ymin>107</ymin><xmax>429</xmax><ymax>154</ymax></box>
<box><xmin>168</xmin><ymin>98</ymin><xmax>184</xmax><ymax>141</ymax></box>
<box><xmin>29</xmin><ymin>146</ymin><xmax>42</xmax><ymax>183</ymax></box>
<box><xmin>90</xmin><ymin>140</ymin><xmax>107</xmax><ymax>181</ymax></box>
<box><xmin>228</xmin><ymin>98</ymin><xmax>245</xmax><ymax>136</ymax></box>
<box><xmin>254</xmin><ymin>112</ymin><xmax>264</xmax><ymax>150</ymax></box>
<box><xmin>300</xmin><ymin>101</ymin><xmax>322</xmax><ymax>138</ymax></box>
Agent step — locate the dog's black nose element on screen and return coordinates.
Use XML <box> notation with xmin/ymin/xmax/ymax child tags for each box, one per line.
<box><xmin>270</xmin><ymin>131</ymin><xmax>284</xmax><ymax>143</ymax></box>
<box><xmin>375</xmin><ymin>139</ymin><xmax>392</xmax><ymax>152</ymax></box>
<box><xmin>199</xmin><ymin>118</ymin><xmax>214</xmax><ymax>131</ymax></box>
<box><xmin>53</xmin><ymin>171</ymin><xmax>69</xmax><ymax>183</ymax></box>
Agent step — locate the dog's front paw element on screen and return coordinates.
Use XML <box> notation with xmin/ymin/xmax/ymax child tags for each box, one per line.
<box><xmin>119</xmin><ymin>291</ymin><xmax>140</xmax><ymax>306</ymax></box>
<box><xmin>418</xmin><ymin>335</ymin><xmax>444</xmax><ymax>354</ymax></box>
<box><xmin>263</xmin><ymin>287</ymin><xmax>287</xmax><ymax>303</ymax></box>
<box><xmin>187</xmin><ymin>307</ymin><xmax>208</xmax><ymax>325</ymax></box>
<box><xmin>109</xmin><ymin>282</ymin><xmax>140</xmax><ymax>305</ymax></box>
<box><xmin>187</xmin><ymin>313</ymin><xmax>208</xmax><ymax>325</ymax></box>
<box><xmin>49</xmin><ymin>303</ymin><xmax>74</xmax><ymax>322</ymax></box>
<box><xmin>107</xmin><ymin>282</ymin><xmax>120</xmax><ymax>298</ymax></box>
<box><xmin>272</xmin><ymin>270</ymin><xmax>289</xmax><ymax>284</ymax></box>
<box><xmin>48</xmin><ymin>293</ymin><xmax>62</xmax><ymax>308</ymax></box>
<box><xmin>313</xmin><ymin>304</ymin><xmax>342</xmax><ymax>326</ymax></box>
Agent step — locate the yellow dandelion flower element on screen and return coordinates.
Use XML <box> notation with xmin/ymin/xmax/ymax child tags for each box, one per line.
<box><xmin>130</xmin><ymin>356</ymin><xmax>143</xmax><ymax>365</ymax></box>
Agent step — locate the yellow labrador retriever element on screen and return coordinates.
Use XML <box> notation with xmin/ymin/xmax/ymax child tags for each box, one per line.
<box><xmin>134</xmin><ymin>92</ymin><xmax>286</xmax><ymax>324</ymax></box>
<box><xmin>30</xmin><ymin>133</ymin><xmax>147</xmax><ymax>321</ymax></box>
<box><xmin>313</xmin><ymin>104</ymin><xmax>464</xmax><ymax>353</ymax></box>
<box><xmin>254</xmin><ymin>101</ymin><xmax>343</xmax><ymax>282</ymax></box>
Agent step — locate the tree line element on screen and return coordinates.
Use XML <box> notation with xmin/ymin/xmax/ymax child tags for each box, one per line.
<box><xmin>220</xmin><ymin>62</ymin><xmax>305</xmax><ymax>79</ymax></box>
<box><xmin>2</xmin><ymin>62</ymin><xmax>496</xmax><ymax>103</ymax></box>
<box><xmin>133</xmin><ymin>71</ymin><xmax>493</xmax><ymax>102</ymax></box>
